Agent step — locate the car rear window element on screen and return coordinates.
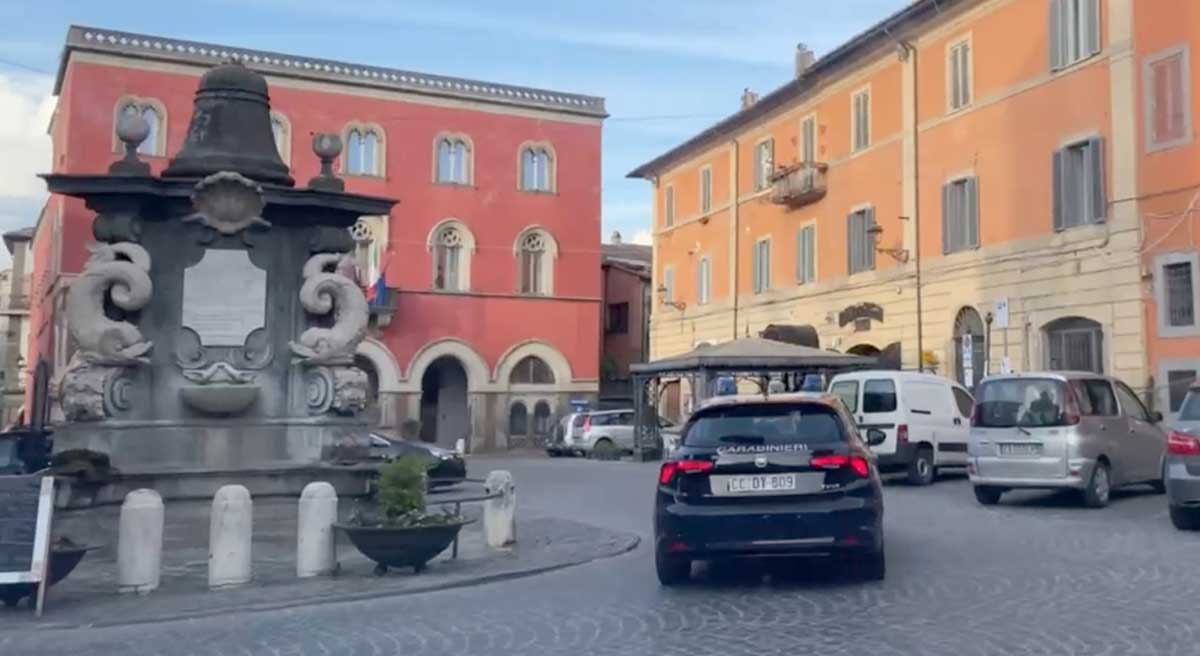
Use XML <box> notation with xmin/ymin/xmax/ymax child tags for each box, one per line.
<box><xmin>681</xmin><ymin>402</ymin><xmax>846</xmax><ymax>449</ymax></box>
<box><xmin>1180</xmin><ymin>390</ymin><xmax>1200</xmax><ymax>421</ymax></box>
<box><xmin>974</xmin><ymin>378</ymin><xmax>1071</xmax><ymax>428</ymax></box>
<box><xmin>863</xmin><ymin>379</ymin><xmax>897</xmax><ymax>413</ymax></box>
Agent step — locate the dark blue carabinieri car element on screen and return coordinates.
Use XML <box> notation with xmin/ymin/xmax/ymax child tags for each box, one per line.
<box><xmin>653</xmin><ymin>393</ymin><xmax>887</xmax><ymax>585</ymax></box>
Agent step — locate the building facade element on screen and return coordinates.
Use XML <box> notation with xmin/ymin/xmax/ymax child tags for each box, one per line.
<box><xmin>33</xmin><ymin>26</ymin><xmax>606</xmax><ymax>450</ymax></box>
<box><xmin>631</xmin><ymin>0</ymin><xmax>1199</xmax><ymax>418</ymax></box>
<box><xmin>0</xmin><ymin>228</ymin><xmax>32</xmax><ymax>427</ymax></box>
<box><xmin>600</xmin><ymin>233</ymin><xmax>651</xmax><ymax>404</ymax></box>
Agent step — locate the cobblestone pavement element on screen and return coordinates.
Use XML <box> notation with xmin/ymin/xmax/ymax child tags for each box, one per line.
<box><xmin>3</xmin><ymin>457</ymin><xmax>1199</xmax><ymax>656</ymax></box>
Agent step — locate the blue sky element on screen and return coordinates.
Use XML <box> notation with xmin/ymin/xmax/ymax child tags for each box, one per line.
<box><xmin>0</xmin><ymin>0</ymin><xmax>906</xmax><ymax>260</ymax></box>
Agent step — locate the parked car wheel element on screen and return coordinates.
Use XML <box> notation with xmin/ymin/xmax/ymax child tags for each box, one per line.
<box><xmin>973</xmin><ymin>485</ymin><xmax>1004</xmax><ymax>506</ymax></box>
<box><xmin>907</xmin><ymin>446</ymin><xmax>935</xmax><ymax>486</ymax></box>
<box><xmin>654</xmin><ymin>546</ymin><xmax>690</xmax><ymax>586</ymax></box>
<box><xmin>1169</xmin><ymin>506</ymin><xmax>1200</xmax><ymax>531</ymax></box>
<box><xmin>591</xmin><ymin>438</ymin><xmax>617</xmax><ymax>460</ymax></box>
<box><xmin>1082</xmin><ymin>461</ymin><xmax>1111</xmax><ymax>508</ymax></box>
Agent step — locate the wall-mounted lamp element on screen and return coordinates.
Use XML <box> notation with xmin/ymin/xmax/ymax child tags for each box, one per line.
<box><xmin>656</xmin><ymin>284</ymin><xmax>686</xmax><ymax>311</ymax></box>
<box><xmin>867</xmin><ymin>223</ymin><xmax>910</xmax><ymax>263</ymax></box>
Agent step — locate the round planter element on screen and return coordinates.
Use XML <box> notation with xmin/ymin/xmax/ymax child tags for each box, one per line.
<box><xmin>335</xmin><ymin>519</ymin><xmax>470</xmax><ymax>574</ymax></box>
<box><xmin>0</xmin><ymin>544</ymin><xmax>98</xmax><ymax>608</ymax></box>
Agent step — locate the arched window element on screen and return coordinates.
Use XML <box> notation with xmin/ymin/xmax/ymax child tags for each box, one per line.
<box><xmin>344</xmin><ymin>124</ymin><xmax>384</xmax><ymax>176</ymax></box>
<box><xmin>436</xmin><ymin>136</ymin><xmax>472</xmax><ymax>184</ymax></box>
<box><xmin>114</xmin><ymin>97</ymin><xmax>166</xmax><ymax>156</ymax></box>
<box><xmin>270</xmin><ymin>112</ymin><xmax>291</xmax><ymax>164</ymax></box>
<box><xmin>508</xmin><ymin>402</ymin><xmax>528</xmax><ymax>436</ymax></box>
<box><xmin>1044</xmin><ymin>317</ymin><xmax>1104</xmax><ymax>373</ymax></box>
<box><xmin>519</xmin><ymin>144</ymin><xmax>555</xmax><ymax>192</ymax></box>
<box><xmin>533</xmin><ymin>401</ymin><xmax>552</xmax><ymax>435</ymax></box>
<box><xmin>510</xmin><ymin>356</ymin><xmax>555</xmax><ymax>384</ymax></box>
<box><xmin>433</xmin><ymin>226</ymin><xmax>464</xmax><ymax>291</ymax></box>
<box><xmin>517</xmin><ymin>229</ymin><xmax>556</xmax><ymax>295</ymax></box>
<box><xmin>953</xmin><ymin>307</ymin><xmax>986</xmax><ymax>390</ymax></box>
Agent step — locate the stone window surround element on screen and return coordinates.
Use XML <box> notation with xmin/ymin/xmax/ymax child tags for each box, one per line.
<box><xmin>512</xmin><ymin>225</ymin><xmax>559</xmax><ymax>295</ymax></box>
<box><xmin>850</xmin><ymin>84</ymin><xmax>871</xmax><ymax>153</ymax></box>
<box><xmin>426</xmin><ymin>218</ymin><xmax>477</xmax><ymax>292</ymax></box>
<box><xmin>796</xmin><ymin>219</ymin><xmax>817</xmax><ymax>285</ymax></box>
<box><xmin>1154</xmin><ymin>251</ymin><xmax>1200</xmax><ymax>338</ymax></box>
<box><xmin>340</xmin><ymin>121</ymin><xmax>387</xmax><ymax>177</ymax></box>
<box><xmin>111</xmin><ymin>95</ymin><xmax>168</xmax><ymax>157</ymax></box>
<box><xmin>517</xmin><ymin>140</ymin><xmax>557</xmax><ymax>193</ymax></box>
<box><xmin>269</xmin><ymin>110</ymin><xmax>292</xmax><ymax>165</ymax></box>
<box><xmin>432</xmin><ymin>131</ymin><xmax>475</xmax><ymax>186</ymax></box>
<box><xmin>1143</xmin><ymin>43</ymin><xmax>1194</xmax><ymax>153</ymax></box>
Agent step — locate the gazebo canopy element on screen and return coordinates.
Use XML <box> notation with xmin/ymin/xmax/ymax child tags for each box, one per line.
<box><xmin>631</xmin><ymin>337</ymin><xmax>875</xmax><ymax>377</ymax></box>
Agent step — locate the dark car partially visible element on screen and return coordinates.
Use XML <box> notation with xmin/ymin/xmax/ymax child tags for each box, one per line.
<box><xmin>653</xmin><ymin>393</ymin><xmax>886</xmax><ymax>585</ymax></box>
<box><xmin>369</xmin><ymin>433</ymin><xmax>466</xmax><ymax>487</ymax></box>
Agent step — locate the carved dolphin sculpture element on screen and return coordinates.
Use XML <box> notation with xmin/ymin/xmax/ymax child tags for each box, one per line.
<box><xmin>65</xmin><ymin>242</ymin><xmax>154</xmax><ymax>364</ymax></box>
<box><xmin>290</xmin><ymin>253</ymin><xmax>368</xmax><ymax>364</ymax></box>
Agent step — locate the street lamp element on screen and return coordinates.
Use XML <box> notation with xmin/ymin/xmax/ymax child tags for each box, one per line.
<box><xmin>656</xmin><ymin>284</ymin><xmax>686</xmax><ymax>311</ymax></box>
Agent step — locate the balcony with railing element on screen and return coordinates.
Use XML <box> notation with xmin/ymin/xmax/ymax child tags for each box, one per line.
<box><xmin>768</xmin><ymin>161</ymin><xmax>827</xmax><ymax>209</ymax></box>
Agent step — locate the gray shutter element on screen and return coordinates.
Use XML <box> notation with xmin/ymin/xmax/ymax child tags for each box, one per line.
<box><xmin>805</xmin><ymin>228</ymin><xmax>815</xmax><ymax>282</ymax></box>
<box><xmin>941</xmin><ymin>183</ymin><xmax>952</xmax><ymax>254</ymax></box>
<box><xmin>866</xmin><ymin>208</ymin><xmax>876</xmax><ymax>270</ymax></box>
<box><xmin>1049</xmin><ymin>0</ymin><xmax>1062</xmax><ymax>70</ymax></box>
<box><xmin>1083</xmin><ymin>0</ymin><xmax>1100</xmax><ymax>56</ymax></box>
<box><xmin>966</xmin><ymin>177</ymin><xmax>980</xmax><ymax>247</ymax></box>
<box><xmin>1089</xmin><ymin>137</ymin><xmax>1106</xmax><ymax>223</ymax></box>
<box><xmin>764</xmin><ymin>241</ymin><xmax>771</xmax><ymax>290</ymax></box>
<box><xmin>847</xmin><ymin>212</ymin><xmax>856</xmax><ymax>273</ymax></box>
<box><xmin>1052</xmin><ymin>149</ymin><xmax>1065</xmax><ymax>231</ymax></box>
<box><xmin>796</xmin><ymin>230</ymin><xmax>805</xmax><ymax>282</ymax></box>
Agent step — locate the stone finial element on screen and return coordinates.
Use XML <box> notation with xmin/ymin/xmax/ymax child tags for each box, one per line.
<box><xmin>110</xmin><ymin>113</ymin><xmax>152</xmax><ymax>176</ymax></box>
<box><xmin>610</xmin><ymin>230</ymin><xmax>622</xmax><ymax>244</ymax></box>
<box><xmin>308</xmin><ymin>133</ymin><xmax>345</xmax><ymax>192</ymax></box>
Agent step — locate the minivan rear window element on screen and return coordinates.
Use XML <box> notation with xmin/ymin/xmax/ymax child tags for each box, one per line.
<box><xmin>1180</xmin><ymin>389</ymin><xmax>1200</xmax><ymax>421</ymax></box>
<box><xmin>682</xmin><ymin>403</ymin><xmax>845</xmax><ymax>448</ymax></box>
<box><xmin>974</xmin><ymin>378</ymin><xmax>1070</xmax><ymax>428</ymax></box>
<box><xmin>863</xmin><ymin>379</ymin><xmax>898</xmax><ymax>413</ymax></box>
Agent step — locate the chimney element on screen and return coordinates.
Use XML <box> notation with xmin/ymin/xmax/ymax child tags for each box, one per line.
<box><xmin>794</xmin><ymin>43</ymin><xmax>815</xmax><ymax>77</ymax></box>
<box><xmin>740</xmin><ymin>88</ymin><xmax>759</xmax><ymax>109</ymax></box>
<box><xmin>610</xmin><ymin>230</ymin><xmax>622</xmax><ymax>244</ymax></box>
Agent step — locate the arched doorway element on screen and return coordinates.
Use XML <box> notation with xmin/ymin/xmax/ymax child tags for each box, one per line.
<box><xmin>1044</xmin><ymin>317</ymin><xmax>1103</xmax><ymax>373</ymax></box>
<box><xmin>847</xmin><ymin>344</ymin><xmax>881</xmax><ymax>357</ymax></box>
<box><xmin>354</xmin><ymin>354</ymin><xmax>381</xmax><ymax>427</ymax></box>
<box><xmin>953</xmin><ymin>307</ymin><xmax>986</xmax><ymax>390</ymax></box>
<box><xmin>419</xmin><ymin>356</ymin><xmax>469</xmax><ymax>448</ymax></box>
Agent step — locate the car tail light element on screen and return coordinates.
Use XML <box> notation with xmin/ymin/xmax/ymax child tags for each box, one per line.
<box><xmin>897</xmin><ymin>424</ymin><xmax>909</xmax><ymax>445</ymax></box>
<box><xmin>658</xmin><ymin>459</ymin><xmax>714</xmax><ymax>485</ymax></box>
<box><xmin>810</xmin><ymin>453</ymin><xmax>870</xmax><ymax>478</ymax></box>
<box><xmin>1168</xmin><ymin>430</ymin><xmax>1200</xmax><ymax>455</ymax></box>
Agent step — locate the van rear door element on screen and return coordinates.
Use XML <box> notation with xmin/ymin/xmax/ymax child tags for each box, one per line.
<box><xmin>857</xmin><ymin>377</ymin><xmax>903</xmax><ymax>457</ymax></box>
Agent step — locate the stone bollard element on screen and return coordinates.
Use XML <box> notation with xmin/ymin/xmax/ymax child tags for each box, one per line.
<box><xmin>209</xmin><ymin>484</ymin><xmax>253</xmax><ymax>589</ymax></box>
<box><xmin>455</xmin><ymin>438</ymin><xmax>466</xmax><ymax>455</ymax></box>
<box><xmin>117</xmin><ymin>489</ymin><xmax>164</xmax><ymax>594</ymax></box>
<box><xmin>483</xmin><ymin>470</ymin><xmax>516</xmax><ymax>548</ymax></box>
<box><xmin>296</xmin><ymin>482</ymin><xmax>338</xmax><ymax>578</ymax></box>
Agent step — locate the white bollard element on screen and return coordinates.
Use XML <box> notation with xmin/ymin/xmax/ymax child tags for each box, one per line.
<box><xmin>208</xmin><ymin>484</ymin><xmax>253</xmax><ymax>589</ymax></box>
<box><xmin>117</xmin><ymin>489</ymin><xmax>163</xmax><ymax>594</ymax></box>
<box><xmin>483</xmin><ymin>470</ymin><xmax>516</xmax><ymax>548</ymax></box>
<box><xmin>296</xmin><ymin>482</ymin><xmax>338</xmax><ymax>578</ymax></box>
<box><xmin>455</xmin><ymin>438</ymin><xmax>466</xmax><ymax>455</ymax></box>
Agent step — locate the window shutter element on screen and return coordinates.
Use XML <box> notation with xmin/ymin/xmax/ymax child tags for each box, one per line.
<box><xmin>866</xmin><ymin>208</ymin><xmax>877</xmax><ymax>270</ymax></box>
<box><xmin>966</xmin><ymin>177</ymin><xmax>980</xmax><ymax>247</ymax></box>
<box><xmin>1089</xmin><ymin>137</ymin><xmax>1107</xmax><ymax>223</ymax></box>
<box><xmin>1083</xmin><ymin>0</ymin><xmax>1100</xmax><ymax>57</ymax></box>
<box><xmin>847</xmin><ymin>212</ymin><xmax>856</xmax><ymax>273</ymax></box>
<box><xmin>941</xmin><ymin>183</ymin><xmax>952</xmax><ymax>254</ymax></box>
<box><xmin>752</xmin><ymin>245</ymin><xmax>761</xmax><ymax>293</ymax></box>
<box><xmin>796</xmin><ymin>230</ymin><xmax>805</xmax><ymax>283</ymax></box>
<box><xmin>763</xmin><ymin>242</ymin><xmax>771</xmax><ymax>290</ymax></box>
<box><xmin>804</xmin><ymin>227</ymin><xmax>815</xmax><ymax>283</ymax></box>
<box><xmin>1049</xmin><ymin>0</ymin><xmax>1063</xmax><ymax>70</ymax></box>
<box><xmin>1052</xmin><ymin>149</ymin><xmax>1065</xmax><ymax>231</ymax></box>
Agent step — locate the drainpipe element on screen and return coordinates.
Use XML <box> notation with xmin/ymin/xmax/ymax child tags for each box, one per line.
<box><xmin>730</xmin><ymin>138</ymin><xmax>741</xmax><ymax>341</ymax></box>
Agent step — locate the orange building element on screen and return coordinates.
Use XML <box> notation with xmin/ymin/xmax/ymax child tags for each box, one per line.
<box><xmin>632</xmin><ymin>0</ymin><xmax>1199</xmax><ymax>418</ymax></box>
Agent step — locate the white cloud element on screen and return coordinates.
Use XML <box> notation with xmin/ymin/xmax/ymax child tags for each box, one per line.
<box><xmin>631</xmin><ymin>230</ymin><xmax>652</xmax><ymax>246</ymax></box>
<box><xmin>0</xmin><ymin>72</ymin><xmax>53</xmax><ymax>270</ymax></box>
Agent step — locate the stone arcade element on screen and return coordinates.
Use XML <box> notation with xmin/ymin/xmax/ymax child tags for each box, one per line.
<box><xmin>43</xmin><ymin>61</ymin><xmax>396</xmax><ymax>504</ymax></box>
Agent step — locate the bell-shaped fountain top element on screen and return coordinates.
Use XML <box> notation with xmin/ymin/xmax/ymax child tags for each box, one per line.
<box><xmin>162</xmin><ymin>60</ymin><xmax>294</xmax><ymax>187</ymax></box>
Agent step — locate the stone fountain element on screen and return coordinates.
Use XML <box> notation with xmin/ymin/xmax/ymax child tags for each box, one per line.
<box><xmin>43</xmin><ymin>61</ymin><xmax>396</xmax><ymax>506</ymax></box>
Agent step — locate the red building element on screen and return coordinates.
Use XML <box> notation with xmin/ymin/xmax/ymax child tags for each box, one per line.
<box><xmin>33</xmin><ymin>26</ymin><xmax>606</xmax><ymax>450</ymax></box>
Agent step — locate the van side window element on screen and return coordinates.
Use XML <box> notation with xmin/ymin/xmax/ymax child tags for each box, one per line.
<box><xmin>952</xmin><ymin>387</ymin><xmax>974</xmax><ymax>417</ymax></box>
<box><xmin>863</xmin><ymin>379</ymin><xmax>897</xmax><ymax>413</ymax></box>
<box><xmin>1080</xmin><ymin>379</ymin><xmax>1118</xmax><ymax>416</ymax></box>
<box><xmin>1068</xmin><ymin>380</ymin><xmax>1094</xmax><ymax>415</ymax></box>
<box><xmin>1113</xmin><ymin>382</ymin><xmax>1150</xmax><ymax>422</ymax></box>
<box><xmin>616</xmin><ymin>412</ymin><xmax>635</xmax><ymax>426</ymax></box>
<box><xmin>830</xmin><ymin>381</ymin><xmax>859</xmax><ymax>413</ymax></box>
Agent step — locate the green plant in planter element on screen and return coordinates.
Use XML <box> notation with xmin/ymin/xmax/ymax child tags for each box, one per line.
<box><xmin>375</xmin><ymin>456</ymin><xmax>459</xmax><ymax>527</ymax></box>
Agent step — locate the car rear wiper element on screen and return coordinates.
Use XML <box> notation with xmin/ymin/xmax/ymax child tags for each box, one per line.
<box><xmin>717</xmin><ymin>435</ymin><xmax>765</xmax><ymax>444</ymax></box>
<box><xmin>1014</xmin><ymin>425</ymin><xmax>1033</xmax><ymax>436</ymax></box>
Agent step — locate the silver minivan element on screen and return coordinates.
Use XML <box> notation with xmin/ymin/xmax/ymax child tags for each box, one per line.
<box><xmin>968</xmin><ymin>372</ymin><xmax>1166</xmax><ymax>508</ymax></box>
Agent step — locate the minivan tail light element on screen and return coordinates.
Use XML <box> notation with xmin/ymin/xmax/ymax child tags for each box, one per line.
<box><xmin>1168</xmin><ymin>430</ymin><xmax>1200</xmax><ymax>455</ymax></box>
<box><xmin>896</xmin><ymin>424</ymin><xmax>909</xmax><ymax>445</ymax></box>
<box><xmin>658</xmin><ymin>459</ymin><xmax>714</xmax><ymax>485</ymax></box>
<box><xmin>809</xmin><ymin>454</ymin><xmax>870</xmax><ymax>478</ymax></box>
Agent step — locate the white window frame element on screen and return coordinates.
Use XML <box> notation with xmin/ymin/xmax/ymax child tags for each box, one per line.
<box><xmin>1158</xmin><ymin>357</ymin><xmax>1200</xmax><ymax>421</ymax></box>
<box><xmin>851</xmin><ymin>87</ymin><xmax>871</xmax><ymax>152</ymax></box>
<box><xmin>1049</xmin><ymin>0</ymin><xmax>1101</xmax><ymax>72</ymax></box>
<box><xmin>664</xmin><ymin>185</ymin><xmax>675</xmax><ymax>227</ymax></box>
<box><xmin>697</xmin><ymin>256</ymin><xmax>712</xmax><ymax>305</ymax></box>
<box><xmin>342</xmin><ymin>122</ymin><xmax>386</xmax><ymax>177</ymax></box>
<box><xmin>1144</xmin><ymin>45</ymin><xmax>1194</xmax><ymax>153</ymax></box>
<box><xmin>796</xmin><ymin>221</ymin><xmax>817</xmax><ymax>285</ymax></box>
<box><xmin>753</xmin><ymin>137</ymin><xmax>774</xmax><ymax>191</ymax></box>
<box><xmin>1155</xmin><ymin>251</ymin><xmax>1200</xmax><ymax>337</ymax></box>
<box><xmin>433</xmin><ymin>132</ymin><xmax>474</xmax><ymax>185</ymax></box>
<box><xmin>663</xmin><ymin>265</ymin><xmax>676</xmax><ymax>303</ymax></box>
<box><xmin>427</xmin><ymin>218</ymin><xmax>476</xmax><ymax>292</ymax></box>
<box><xmin>514</xmin><ymin>227</ymin><xmax>558</xmax><ymax>296</ymax></box>
<box><xmin>518</xmin><ymin>140</ymin><xmax>557</xmax><ymax>192</ymax></box>
<box><xmin>699</xmin><ymin>165</ymin><xmax>713</xmax><ymax>214</ymax></box>
<box><xmin>946</xmin><ymin>36</ymin><xmax>973</xmax><ymax>113</ymax></box>
<box><xmin>752</xmin><ymin>237</ymin><xmax>772</xmax><ymax>294</ymax></box>
<box><xmin>800</xmin><ymin>113</ymin><xmax>817</xmax><ymax>163</ymax></box>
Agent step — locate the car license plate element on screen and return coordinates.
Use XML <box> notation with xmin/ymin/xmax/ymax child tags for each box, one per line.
<box><xmin>999</xmin><ymin>443</ymin><xmax>1042</xmax><ymax>456</ymax></box>
<box><xmin>714</xmin><ymin>474</ymin><xmax>797</xmax><ymax>495</ymax></box>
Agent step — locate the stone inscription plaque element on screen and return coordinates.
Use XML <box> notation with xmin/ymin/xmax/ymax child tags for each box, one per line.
<box><xmin>182</xmin><ymin>249</ymin><xmax>267</xmax><ymax>346</ymax></box>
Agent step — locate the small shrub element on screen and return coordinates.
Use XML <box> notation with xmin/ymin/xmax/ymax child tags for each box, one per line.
<box><xmin>376</xmin><ymin>456</ymin><xmax>458</xmax><ymax>527</ymax></box>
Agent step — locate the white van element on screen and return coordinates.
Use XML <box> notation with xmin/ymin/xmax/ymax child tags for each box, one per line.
<box><xmin>828</xmin><ymin>371</ymin><xmax>975</xmax><ymax>485</ymax></box>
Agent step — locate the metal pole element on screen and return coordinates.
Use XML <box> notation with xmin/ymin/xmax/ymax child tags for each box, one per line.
<box><xmin>908</xmin><ymin>41</ymin><xmax>924</xmax><ymax>373</ymax></box>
